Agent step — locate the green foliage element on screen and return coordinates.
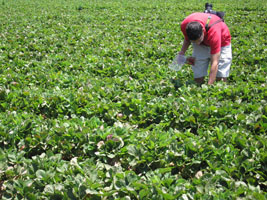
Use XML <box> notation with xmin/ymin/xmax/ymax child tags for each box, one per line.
<box><xmin>0</xmin><ymin>0</ymin><xmax>266</xmax><ymax>199</ymax></box>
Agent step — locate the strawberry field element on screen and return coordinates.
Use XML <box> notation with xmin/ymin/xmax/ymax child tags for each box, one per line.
<box><xmin>0</xmin><ymin>0</ymin><xmax>266</xmax><ymax>199</ymax></box>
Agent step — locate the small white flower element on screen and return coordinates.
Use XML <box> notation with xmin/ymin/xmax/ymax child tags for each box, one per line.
<box><xmin>195</xmin><ymin>171</ymin><xmax>203</xmax><ymax>179</ymax></box>
<box><xmin>97</xmin><ymin>141</ymin><xmax>105</xmax><ymax>149</ymax></box>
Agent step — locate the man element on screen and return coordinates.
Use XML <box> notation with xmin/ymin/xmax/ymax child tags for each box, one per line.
<box><xmin>179</xmin><ymin>12</ymin><xmax>232</xmax><ymax>85</ymax></box>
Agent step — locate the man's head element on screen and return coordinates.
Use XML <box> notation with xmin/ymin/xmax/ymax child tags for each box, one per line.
<box><xmin>186</xmin><ymin>22</ymin><xmax>204</xmax><ymax>44</ymax></box>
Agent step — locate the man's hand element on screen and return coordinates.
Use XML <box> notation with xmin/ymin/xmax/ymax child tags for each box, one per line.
<box><xmin>208</xmin><ymin>52</ymin><xmax>220</xmax><ymax>85</ymax></box>
<box><xmin>186</xmin><ymin>57</ymin><xmax>195</xmax><ymax>65</ymax></box>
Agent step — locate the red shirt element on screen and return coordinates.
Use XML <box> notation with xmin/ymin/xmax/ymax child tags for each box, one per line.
<box><xmin>181</xmin><ymin>12</ymin><xmax>231</xmax><ymax>54</ymax></box>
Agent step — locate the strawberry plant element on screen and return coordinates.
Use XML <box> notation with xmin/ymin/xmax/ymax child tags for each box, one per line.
<box><xmin>0</xmin><ymin>0</ymin><xmax>266</xmax><ymax>199</ymax></box>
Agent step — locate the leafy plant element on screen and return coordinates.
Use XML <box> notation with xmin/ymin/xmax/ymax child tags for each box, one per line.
<box><xmin>0</xmin><ymin>0</ymin><xmax>266</xmax><ymax>199</ymax></box>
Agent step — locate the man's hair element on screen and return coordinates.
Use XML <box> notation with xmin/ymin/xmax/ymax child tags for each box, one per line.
<box><xmin>186</xmin><ymin>22</ymin><xmax>203</xmax><ymax>40</ymax></box>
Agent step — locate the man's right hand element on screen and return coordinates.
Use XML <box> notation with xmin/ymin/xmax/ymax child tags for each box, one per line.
<box><xmin>186</xmin><ymin>57</ymin><xmax>195</xmax><ymax>65</ymax></box>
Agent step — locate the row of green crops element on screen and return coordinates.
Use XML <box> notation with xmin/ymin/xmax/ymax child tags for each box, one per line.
<box><xmin>0</xmin><ymin>0</ymin><xmax>266</xmax><ymax>199</ymax></box>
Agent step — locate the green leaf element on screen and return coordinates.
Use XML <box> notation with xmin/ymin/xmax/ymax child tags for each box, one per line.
<box><xmin>36</xmin><ymin>169</ymin><xmax>46</xmax><ymax>179</ymax></box>
<box><xmin>127</xmin><ymin>145</ymin><xmax>138</xmax><ymax>157</ymax></box>
<box><xmin>139</xmin><ymin>189</ymin><xmax>149</xmax><ymax>199</ymax></box>
<box><xmin>158</xmin><ymin>167</ymin><xmax>172</xmax><ymax>174</ymax></box>
<box><xmin>44</xmin><ymin>184</ymin><xmax>54</xmax><ymax>194</ymax></box>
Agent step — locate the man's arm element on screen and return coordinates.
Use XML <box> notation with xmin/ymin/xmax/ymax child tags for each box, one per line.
<box><xmin>208</xmin><ymin>52</ymin><xmax>220</xmax><ymax>85</ymax></box>
<box><xmin>179</xmin><ymin>39</ymin><xmax>191</xmax><ymax>55</ymax></box>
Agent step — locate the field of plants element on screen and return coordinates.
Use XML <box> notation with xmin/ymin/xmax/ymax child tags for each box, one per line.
<box><xmin>0</xmin><ymin>0</ymin><xmax>266</xmax><ymax>199</ymax></box>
